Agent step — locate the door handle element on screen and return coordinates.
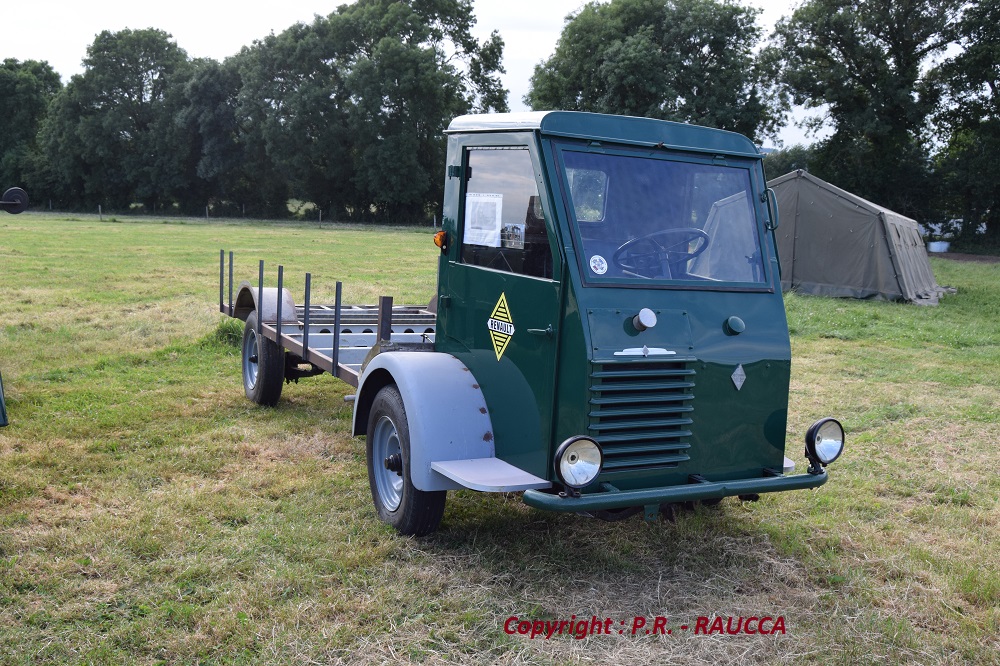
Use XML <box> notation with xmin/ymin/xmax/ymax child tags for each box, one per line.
<box><xmin>527</xmin><ymin>325</ymin><xmax>554</xmax><ymax>338</ymax></box>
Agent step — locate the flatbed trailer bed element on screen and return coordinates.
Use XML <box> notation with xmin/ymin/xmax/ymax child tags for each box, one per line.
<box><xmin>218</xmin><ymin>251</ymin><xmax>435</xmax><ymax>387</ymax></box>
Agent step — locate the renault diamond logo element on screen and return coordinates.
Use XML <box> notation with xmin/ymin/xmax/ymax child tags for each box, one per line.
<box><xmin>488</xmin><ymin>293</ymin><xmax>515</xmax><ymax>361</ymax></box>
<box><xmin>732</xmin><ymin>364</ymin><xmax>746</xmax><ymax>391</ymax></box>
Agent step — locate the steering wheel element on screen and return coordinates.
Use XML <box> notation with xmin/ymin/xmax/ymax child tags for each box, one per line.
<box><xmin>612</xmin><ymin>228</ymin><xmax>710</xmax><ymax>278</ymax></box>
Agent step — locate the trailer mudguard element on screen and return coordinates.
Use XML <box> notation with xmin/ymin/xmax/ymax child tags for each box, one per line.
<box><xmin>232</xmin><ymin>281</ymin><xmax>298</xmax><ymax>323</ymax></box>
<box><xmin>352</xmin><ymin>351</ymin><xmax>499</xmax><ymax>492</ymax></box>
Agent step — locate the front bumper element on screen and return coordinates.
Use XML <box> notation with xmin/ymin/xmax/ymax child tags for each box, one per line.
<box><xmin>522</xmin><ymin>470</ymin><xmax>828</xmax><ymax>512</ymax></box>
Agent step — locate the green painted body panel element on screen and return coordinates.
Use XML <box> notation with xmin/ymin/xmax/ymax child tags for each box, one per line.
<box><xmin>557</xmin><ymin>289</ymin><xmax>791</xmax><ymax>492</ymax></box>
<box><xmin>435</xmin><ymin>111</ymin><xmax>823</xmax><ymax>508</ymax></box>
<box><xmin>436</xmin><ymin>265</ymin><xmax>560</xmax><ymax>477</ymax></box>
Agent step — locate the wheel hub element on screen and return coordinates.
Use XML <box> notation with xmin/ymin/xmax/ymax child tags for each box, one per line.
<box><xmin>371</xmin><ymin>415</ymin><xmax>404</xmax><ymax>511</ymax></box>
<box><xmin>384</xmin><ymin>453</ymin><xmax>402</xmax><ymax>474</ymax></box>
<box><xmin>243</xmin><ymin>329</ymin><xmax>259</xmax><ymax>389</ymax></box>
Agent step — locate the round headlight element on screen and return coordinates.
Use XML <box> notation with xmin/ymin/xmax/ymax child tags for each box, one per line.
<box><xmin>554</xmin><ymin>436</ymin><xmax>603</xmax><ymax>489</ymax></box>
<box><xmin>805</xmin><ymin>418</ymin><xmax>845</xmax><ymax>466</ymax></box>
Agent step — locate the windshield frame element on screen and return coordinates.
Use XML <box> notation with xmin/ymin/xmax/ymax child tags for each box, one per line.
<box><xmin>552</xmin><ymin>139</ymin><xmax>775</xmax><ymax>292</ymax></box>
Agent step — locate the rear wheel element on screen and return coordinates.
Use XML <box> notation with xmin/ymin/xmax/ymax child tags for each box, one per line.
<box><xmin>366</xmin><ymin>384</ymin><xmax>446</xmax><ymax>536</ymax></box>
<box><xmin>242</xmin><ymin>311</ymin><xmax>284</xmax><ymax>406</ymax></box>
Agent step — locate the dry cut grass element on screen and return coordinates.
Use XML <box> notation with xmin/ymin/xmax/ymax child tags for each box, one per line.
<box><xmin>0</xmin><ymin>215</ymin><xmax>997</xmax><ymax>665</ymax></box>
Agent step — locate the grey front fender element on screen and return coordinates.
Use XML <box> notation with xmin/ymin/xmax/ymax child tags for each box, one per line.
<box><xmin>353</xmin><ymin>352</ymin><xmax>495</xmax><ymax>491</ymax></box>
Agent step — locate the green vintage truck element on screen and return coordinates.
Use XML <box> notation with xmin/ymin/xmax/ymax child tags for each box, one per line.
<box><xmin>220</xmin><ymin>111</ymin><xmax>844</xmax><ymax>535</ymax></box>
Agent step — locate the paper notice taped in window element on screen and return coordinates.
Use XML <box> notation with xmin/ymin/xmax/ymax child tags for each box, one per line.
<box><xmin>465</xmin><ymin>193</ymin><xmax>503</xmax><ymax>247</ymax></box>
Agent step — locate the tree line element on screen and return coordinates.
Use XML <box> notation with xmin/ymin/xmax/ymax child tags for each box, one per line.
<box><xmin>1</xmin><ymin>0</ymin><xmax>996</xmax><ymax>241</ymax></box>
<box><xmin>2</xmin><ymin>0</ymin><xmax>506</xmax><ymax>222</ymax></box>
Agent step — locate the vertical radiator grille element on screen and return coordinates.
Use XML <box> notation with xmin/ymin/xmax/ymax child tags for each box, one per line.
<box><xmin>589</xmin><ymin>359</ymin><xmax>695</xmax><ymax>471</ymax></box>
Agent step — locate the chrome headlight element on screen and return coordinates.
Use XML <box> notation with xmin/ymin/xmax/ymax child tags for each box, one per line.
<box><xmin>805</xmin><ymin>418</ymin><xmax>845</xmax><ymax>469</ymax></box>
<box><xmin>554</xmin><ymin>436</ymin><xmax>603</xmax><ymax>489</ymax></box>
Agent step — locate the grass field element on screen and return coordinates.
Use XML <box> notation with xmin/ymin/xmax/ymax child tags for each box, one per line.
<box><xmin>1</xmin><ymin>213</ymin><xmax>998</xmax><ymax>665</ymax></box>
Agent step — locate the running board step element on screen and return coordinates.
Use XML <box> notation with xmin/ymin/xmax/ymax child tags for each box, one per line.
<box><xmin>431</xmin><ymin>458</ymin><xmax>552</xmax><ymax>492</ymax></box>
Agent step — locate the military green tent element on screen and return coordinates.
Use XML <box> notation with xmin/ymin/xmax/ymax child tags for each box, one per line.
<box><xmin>770</xmin><ymin>170</ymin><xmax>950</xmax><ymax>305</ymax></box>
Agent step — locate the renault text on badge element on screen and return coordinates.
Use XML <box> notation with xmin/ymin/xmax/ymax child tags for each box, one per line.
<box><xmin>488</xmin><ymin>293</ymin><xmax>515</xmax><ymax>361</ymax></box>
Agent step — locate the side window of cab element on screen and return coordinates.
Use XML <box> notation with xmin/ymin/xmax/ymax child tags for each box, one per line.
<box><xmin>460</xmin><ymin>148</ymin><xmax>553</xmax><ymax>279</ymax></box>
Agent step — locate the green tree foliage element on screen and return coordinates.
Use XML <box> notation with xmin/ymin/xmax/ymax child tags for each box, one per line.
<box><xmin>0</xmin><ymin>59</ymin><xmax>61</xmax><ymax>190</ymax></box>
<box><xmin>934</xmin><ymin>1</ymin><xmax>1000</xmax><ymax>240</ymax></box>
<box><xmin>39</xmin><ymin>29</ymin><xmax>192</xmax><ymax>210</ymax></box>
<box><xmin>176</xmin><ymin>58</ymin><xmax>289</xmax><ymax>217</ymax></box>
<box><xmin>236</xmin><ymin>0</ymin><xmax>508</xmax><ymax>221</ymax></box>
<box><xmin>233</xmin><ymin>21</ymin><xmax>354</xmax><ymax>219</ymax></box>
<box><xmin>772</xmin><ymin>0</ymin><xmax>962</xmax><ymax>222</ymax></box>
<box><xmin>525</xmin><ymin>0</ymin><xmax>786</xmax><ymax>143</ymax></box>
<box><xmin>23</xmin><ymin>2</ymin><xmax>503</xmax><ymax>219</ymax></box>
<box><xmin>762</xmin><ymin>144</ymin><xmax>816</xmax><ymax>181</ymax></box>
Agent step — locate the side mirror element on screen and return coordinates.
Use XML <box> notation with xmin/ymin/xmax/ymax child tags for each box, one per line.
<box><xmin>1</xmin><ymin>187</ymin><xmax>29</xmax><ymax>215</ymax></box>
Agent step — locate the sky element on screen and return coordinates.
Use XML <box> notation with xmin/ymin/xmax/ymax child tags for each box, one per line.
<box><xmin>1</xmin><ymin>0</ymin><xmax>821</xmax><ymax>146</ymax></box>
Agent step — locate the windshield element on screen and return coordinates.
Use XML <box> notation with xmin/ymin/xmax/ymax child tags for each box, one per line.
<box><xmin>561</xmin><ymin>149</ymin><xmax>766</xmax><ymax>286</ymax></box>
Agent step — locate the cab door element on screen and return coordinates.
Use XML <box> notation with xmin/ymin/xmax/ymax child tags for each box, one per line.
<box><xmin>435</xmin><ymin>143</ymin><xmax>561</xmax><ymax>478</ymax></box>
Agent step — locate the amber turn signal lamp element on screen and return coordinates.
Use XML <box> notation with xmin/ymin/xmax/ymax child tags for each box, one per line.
<box><xmin>433</xmin><ymin>230</ymin><xmax>448</xmax><ymax>251</ymax></box>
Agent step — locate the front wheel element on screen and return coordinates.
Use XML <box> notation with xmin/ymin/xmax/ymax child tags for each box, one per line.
<box><xmin>366</xmin><ymin>384</ymin><xmax>446</xmax><ymax>536</ymax></box>
<box><xmin>242</xmin><ymin>311</ymin><xmax>284</xmax><ymax>406</ymax></box>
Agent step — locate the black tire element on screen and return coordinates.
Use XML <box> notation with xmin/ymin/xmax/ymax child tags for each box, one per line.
<box><xmin>1</xmin><ymin>187</ymin><xmax>28</xmax><ymax>215</ymax></box>
<box><xmin>366</xmin><ymin>384</ymin><xmax>446</xmax><ymax>536</ymax></box>
<box><xmin>242</xmin><ymin>311</ymin><xmax>284</xmax><ymax>406</ymax></box>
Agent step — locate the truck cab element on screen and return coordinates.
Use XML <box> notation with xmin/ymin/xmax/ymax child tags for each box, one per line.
<box><xmin>423</xmin><ymin>112</ymin><xmax>842</xmax><ymax>519</ymax></box>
